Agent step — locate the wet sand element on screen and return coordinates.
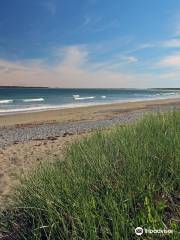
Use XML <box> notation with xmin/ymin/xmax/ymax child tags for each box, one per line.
<box><xmin>0</xmin><ymin>98</ymin><xmax>180</xmax><ymax>207</ymax></box>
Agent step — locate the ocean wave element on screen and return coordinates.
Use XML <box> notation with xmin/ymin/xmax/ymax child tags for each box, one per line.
<box><xmin>101</xmin><ymin>96</ymin><xmax>106</xmax><ymax>98</ymax></box>
<box><xmin>162</xmin><ymin>92</ymin><xmax>176</xmax><ymax>95</ymax></box>
<box><xmin>143</xmin><ymin>92</ymin><xmax>177</xmax><ymax>98</ymax></box>
<box><xmin>73</xmin><ymin>95</ymin><xmax>80</xmax><ymax>98</ymax></box>
<box><xmin>22</xmin><ymin>98</ymin><xmax>45</xmax><ymax>102</ymax></box>
<box><xmin>73</xmin><ymin>95</ymin><xmax>95</xmax><ymax>100</ymax></box>
<box><xmin>0</xmin><ymin>103</ymin><xmax>98</xmax><ymax>115</ymax></box>
<box><xmin>0</xmin><ymin>99</ymin><xmax>14</xmax><ymax>104</ymax></box>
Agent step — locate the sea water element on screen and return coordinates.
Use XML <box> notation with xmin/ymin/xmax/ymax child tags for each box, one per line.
<box><xmin>0</xmin><ymin>87</ymin><xmax>179</xmax><ymax>115</ymax></box>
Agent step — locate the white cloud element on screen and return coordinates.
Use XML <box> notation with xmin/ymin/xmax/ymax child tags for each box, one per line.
<box><xmin>170</xmin><ymin>9</ymin><xmax>180</xmax><ymax>37</ymax></box>
<box><xmin>137</xmin><ymin>43</ymin><xmax>155</xmax><ymax>49</ymax></box>
<box><xmin>0</xmin><ymin>45</ymin><xmax>156</xmax><ymax>88</ymax></box>
<box><xmin>78</xmin><ymin>14</ymin><xmax>120</xmax><ymax>34</ymax></box>
<box><xmin>158</xmin><ymin>72</ymin><xmax>180</xmax><ymax>79</ymax></box>
<box><xmin>60</xmin><ymin>46</ymin><xmax>88</xmax><ymax>67</ymax></box>
<box><xmin>1</xmin><ymin>45</ymin><xmax>179</xmax><ymax>88</ymax></box>
<box><xmin>125</xmin><ymin>56</ymin><xmax>138</xmax><ymax>63</ymax></box>
<box><xmin>132</xmin><ymin>38</ymin><xmax>180</xmax><ymax>51</ymax></box>
<box><xmin>163</xmin><ymin>39</ymin><xmax>180</xmax><ymax>48</ymax></box>
<box><xmin>158</xmin><ymin>53</ymin><xmax>180</xmax><ymax>69</ymax></box>
<box><xmin>156</xmin><ymin>51</ymin><xmax>180</xmax><ymax>83</ymax></box>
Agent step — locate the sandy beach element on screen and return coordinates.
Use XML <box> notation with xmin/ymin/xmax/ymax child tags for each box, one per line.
<box><xmin>0</xmin><ymin>98</ymin><xmax>180</xmax><ymax>207</ymax></box>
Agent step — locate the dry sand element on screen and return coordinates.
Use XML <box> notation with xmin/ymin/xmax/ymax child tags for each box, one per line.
<box><xmin>0</xmin><ymin>98</ymin><xmax>180</xmax><ymax>208</ymax></box>
<box><xmin>0</xmin><ymin>133</ymin><xmax>88</xmax><ymax>208</ymax></box>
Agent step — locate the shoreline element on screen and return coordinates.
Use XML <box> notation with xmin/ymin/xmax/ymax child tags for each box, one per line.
<box><xmin>0</xmin><ymin>95</ymin><xmax>180</xmax><ymax>116</ymax></box>
<box><xmin>0</xmin><ymin>97</ymin><xmax>180</xmax><ymax>126</ymax></box>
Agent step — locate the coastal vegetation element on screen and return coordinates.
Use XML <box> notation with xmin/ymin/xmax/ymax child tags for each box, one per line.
<box><xmin>1</xmin><ymin>111</ymin><xmax>180</xmax><ymax>239</ymax></box>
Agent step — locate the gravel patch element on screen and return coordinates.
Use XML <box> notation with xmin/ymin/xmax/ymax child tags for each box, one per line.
<box><xmin>0</xmin><ymin>105</ymin><xmax>179</xmax><ymax>148</ymax></box>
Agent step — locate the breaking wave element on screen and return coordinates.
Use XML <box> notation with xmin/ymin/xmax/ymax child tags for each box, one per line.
<box><xmin>22</xmin><ymin>98</ymin><xmax>44</xmax><ymax>102</ymax></box>
<box><xmin>0</xmin><ymin>99</ymin><xmax>14</xmax><ymax>104</ymax></box>
<box><xmin>73</xmin><ymin>95</ymin><xmax>95</xmax><ymax>100</ymax></box>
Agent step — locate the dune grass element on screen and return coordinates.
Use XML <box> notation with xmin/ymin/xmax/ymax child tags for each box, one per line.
<box><xmin>1</xmin><ymin>111</ymin><xmax>180</xmax><ymax>239</ymax></box>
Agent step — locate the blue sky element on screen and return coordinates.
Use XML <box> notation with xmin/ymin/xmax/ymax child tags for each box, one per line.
<box><xmin>0</xmin><ymin>0</ymin><xmax>180</xmax><ymax>88</ymax></box>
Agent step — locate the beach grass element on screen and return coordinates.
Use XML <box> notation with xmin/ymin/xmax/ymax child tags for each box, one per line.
<box><xmin>1</xmin><ymin>111</ymin><xmax>180</xmax><ymax>239</ymax></box>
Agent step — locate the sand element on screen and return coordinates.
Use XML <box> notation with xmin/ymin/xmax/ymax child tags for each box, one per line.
<box><xmin>0</xmin><ymin>133</ymin><xmax>88</xmax><ymax>208</ymax></box>
<box><xmin>0</xmin><ymin>98</ymin><xmax>180</xmax><ymax>208</ymax></box>
<box><xmin>1</xmin><ymin>98</ymin><xmax>180</xmax><ymax>126</ymax></box>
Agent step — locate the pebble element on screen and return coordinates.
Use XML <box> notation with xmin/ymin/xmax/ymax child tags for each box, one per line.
<box><xmin>0</xmin><ymin>105</ymin><xmax>179</xmax><ymax>148</ymax></box>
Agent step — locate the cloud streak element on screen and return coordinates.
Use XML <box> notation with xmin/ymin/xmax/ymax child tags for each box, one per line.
<box><xmin>0</xmin><ymin>45</ymin><xmax>157</xmax><ymax>88</ymax></box>
<box><xmin>162</xmin><ymin>39</ymin><xmax>180</xmax><ymax>48</ymax></box>
<box><xmin>1</xmin><ymin>41</ymin><xmax>180</xmax><ymax>88</ymax></box>
<box><xmin>158</xmin><ymin>53</ymin><xmax>180</xmax><ymax>69</ymax></box>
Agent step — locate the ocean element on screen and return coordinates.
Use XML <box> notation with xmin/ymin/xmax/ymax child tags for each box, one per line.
<box><xmin>0</xmin><ymin>87</ymin><xmax>179</xmax><ymax>115</ymax></box>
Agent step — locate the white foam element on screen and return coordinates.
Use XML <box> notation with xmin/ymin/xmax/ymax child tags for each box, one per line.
<box><xmin>0</xmin><ymin>105</ymin><xmax>51</xmax><ymax>113</ymax></box>
<box><xmin>73</xmin><ymin>95</ymin><xmax>80</xmax><ymax>98</ymax></box>
<box><xmin>22</xmin><ymin>98</ymin><xmax>44</xmax><ymax>102</ymax></box>
<box><xmin>73</xmin><ymin>94</ymin><xmax>95</xmax><ymax>100</ymax></box>
<box><xmin>0</xmin><ymin>99</ymin><xmax>14</xmax><ymax>104</ymax></box>
<box><xmin>74</xmin><ymin>96</ymin><xmax>95</xmax><ymax>100</ymax></box>
<box><xmin>0</xmin><ymin>103</ymin><xmax>96</xmax><ymax>115</ymax></box>
<box><xmin>101</xmin><ymin>96</ymin><xmax>106</xmax><ymax>99</ymax></box>
<box><xmin>163</xmin><ymin>92</ymin><xmax>176</xmax><ymax>95</ymax></box>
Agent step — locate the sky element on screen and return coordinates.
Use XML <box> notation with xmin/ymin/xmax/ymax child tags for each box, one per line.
<box><xmin>0</xmin><ymin>0</ymin><xmax>180</xmax><ymax>88</ymax></box>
